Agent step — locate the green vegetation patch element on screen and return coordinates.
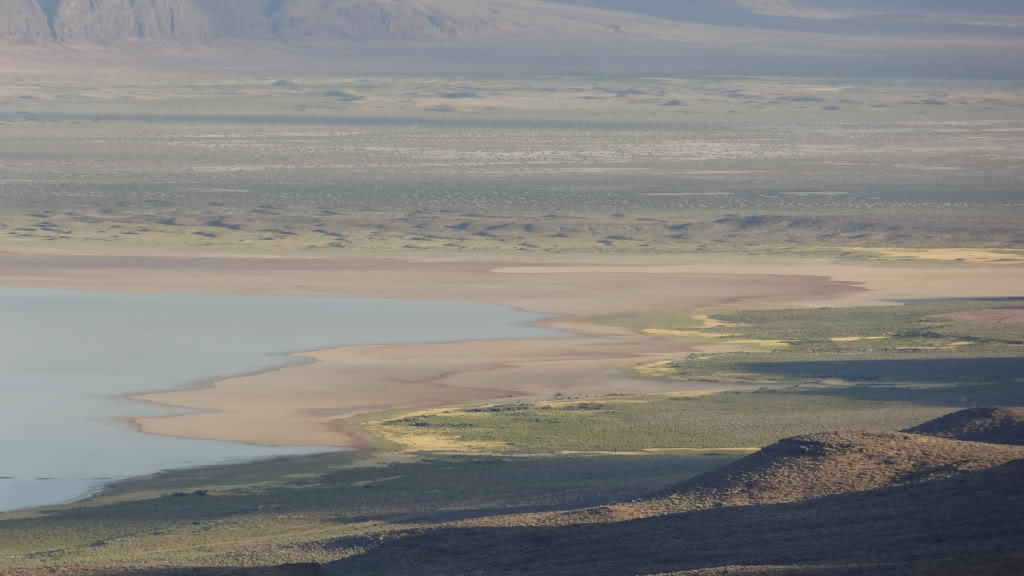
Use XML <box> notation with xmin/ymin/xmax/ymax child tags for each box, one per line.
<box><xmin>382</xmin><ymin>299</ymin><xmax>1023</xmax><ymax>455</ymax></box>
<box><xmin>690</xmin><ymin>299</ymin><xmax>1024</xmax><ymax>342</ymax></box>
<box><xmin>657</xmin><ymin>299</ymin><xmax>1024</xmax><ymax>388</ymax></box>
<box><xmin>382</xmin><ymin>392</ymin><xmax>949</xmax><ymax>453</ymax></box>
<box><xmin>0</xmin><ymin>452</ymin><xmax>732</xmax><ymax>570</ymax></box>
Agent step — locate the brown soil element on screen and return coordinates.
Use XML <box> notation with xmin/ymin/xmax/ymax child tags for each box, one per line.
<box><xmin>653</xmin><ymin>430</ymin><xmax>1024</xmax><ymax>509</ymax></box>
<box><xmin>946</xmin><ymin>308</ymin><xmax>1024</xmax><ymax>325</ymax></box>
<box><xmin>905</xmin><ymin>407</ymin><xmax>1024</xmax><ymax>445</ymax></box>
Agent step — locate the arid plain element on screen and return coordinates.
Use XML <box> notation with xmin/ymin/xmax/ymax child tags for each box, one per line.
<box><xmin>1</xmin><ymin>74</ymin><xmax>1023</xmax><ymax>575</ymax></box>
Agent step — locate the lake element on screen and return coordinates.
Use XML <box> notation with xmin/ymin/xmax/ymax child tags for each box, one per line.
<box><xmin>0</xmin><ymin>287</ymin><xmax>558</xmax><ymax>511</ymax></box>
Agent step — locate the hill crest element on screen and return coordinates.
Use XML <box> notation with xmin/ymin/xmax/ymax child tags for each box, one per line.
<box><xmin>660</xmin><ymin>430</ymin><xmax>1024</xmax><ymax>507</ymax></box>
<box><xmin>905</xmin><ymin>407</ymin><xmax>1024</xmax><ymax>446</ymax></box>
<box><xmin>322</xmin><ymin>451</ymin><xmax>1024</xmax><ymax>575</ymax></box>
<box><xmin>457</xmin><ymin>425</ymin><xmax>1024</xmax><ymax>529</ymax></box>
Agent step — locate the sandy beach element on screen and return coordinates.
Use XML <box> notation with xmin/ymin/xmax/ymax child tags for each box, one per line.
<box><xmin>1</xmin><ymin>251</ymin><xmax>1022</xmax><ymax>449</ymax></box>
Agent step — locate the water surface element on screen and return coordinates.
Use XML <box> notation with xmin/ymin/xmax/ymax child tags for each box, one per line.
<box><xmin>0</xmin><ymin>288</ymin><xmax>557</xmax><ymax>511</ymax></box>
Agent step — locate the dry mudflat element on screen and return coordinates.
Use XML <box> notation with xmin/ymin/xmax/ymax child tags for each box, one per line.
<box><xmin>0</xmin><ymin>251</ymin><xmax>1022</xmax><ymax>449</ymax></box>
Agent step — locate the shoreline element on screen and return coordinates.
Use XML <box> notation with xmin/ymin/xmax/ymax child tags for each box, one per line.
<box><xmin>125</xmin><ymin>320</ymin><xmax>573</xmax><ymax>450</ymax></box>
<box><xmin>128</xmin><ymin>324</ymin><xmax>702</xmax><ymax>449</ymax></box>
<box><xmin>2</xmin><ymin>251</ymin><xmax>1022</xmax><ymax>451</ymax></box>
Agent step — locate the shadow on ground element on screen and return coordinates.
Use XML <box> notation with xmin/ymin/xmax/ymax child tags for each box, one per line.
<box><xmin>747</xmin><ymin>357</ymin><xmax>1024</xmax><ymax>387</ymax></box>
<box><xmin>319</xmin><ymin>461</ymin><xmax>1024</xmax><ymax>576</ymax></box>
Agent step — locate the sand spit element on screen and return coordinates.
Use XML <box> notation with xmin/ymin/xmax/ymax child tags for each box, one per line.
<box><xmin>0</xmin><ymin>252</ymin><xmax>1021</xmax><ymax>448</ymax></box>
<box><xmin>133</xmin><ymin>332</ymin><xmax>705</xmax><ymax>448</ymax></box>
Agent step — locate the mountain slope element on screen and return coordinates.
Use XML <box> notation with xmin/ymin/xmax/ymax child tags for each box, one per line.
<box><xmin>52</xmin><ymin>0</ymin><xmax>213</xmax><ymax>44</ymax></box>
<box><xmin>0</xmin><ymin>0</ymin><xmax>50</xmax><ymax>43</ymax></box>
<box><xmin>551</xmin><ymin>0</ymin><xmax>1024</xmax><ymax>28</ymax></box>
<box><xmin>1</xmin><ymin>0</ymin><xmax>1022</xmax><ymax>75</ymax></box>
<box><xmin>0</xmin><ymin>0</ymin><xmax>507</xmax><ymax>45</ymax></box>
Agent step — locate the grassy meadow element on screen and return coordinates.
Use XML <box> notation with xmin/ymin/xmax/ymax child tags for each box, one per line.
<box><xmin>378</xmin><ymin>392</ymin><xmax>949</xmax><ymax>453</ymax></box>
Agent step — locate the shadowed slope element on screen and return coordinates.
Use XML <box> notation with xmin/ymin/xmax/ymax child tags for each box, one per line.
<box><xmin>905</xmin><ymin>407</ymin><xmax>1024</xmax><ymax>445</ymax></box>
<box><xmin>470</xmin><ymin>429</ymin><xmax>1024</xmax><ymax>526</ymax></box>
<box><xmin>323</xmin><ymin>459</ymin><xmax>1024</xmax><ymax>576</ymax></box>
<box><xmin>655</xmin><ymin>430</ymin><xmax>1024</xmax><ymax>508</ymax></box>
<box><xmin>7</xmin><ymin>414</ymin><xmax>1024</xmax><ymax>575</ymax></box>
<box><xmin>313</xmin><ymin>427</ymin><xmax>1024</xmax><ymax>576</ymax></box>
<box><xmin>14</xmin><ymin>564</ymin><xmax>329</xmax><ymax>576</ymax></box>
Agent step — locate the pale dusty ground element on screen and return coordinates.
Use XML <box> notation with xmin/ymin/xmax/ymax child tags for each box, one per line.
<box><xmin>0</xmin><ymin>251</ymin><xmax>1021</xmax><ymax>448</ymax></box>
<box><xmin>136</xmin><ymin>336</ymin><xmax>707</xmax><ymax>447</ymax></box>
<box><xmin>848</xmin><ymin>248</ymin><xmax>1024</xmax><ymax>264</ymax></box>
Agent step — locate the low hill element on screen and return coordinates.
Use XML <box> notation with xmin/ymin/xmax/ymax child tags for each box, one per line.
<box><xmin>656</xmin><ymin>430</ymin><xmax>1024</xmax><ymax>508</ymax></box>
<box><xmin>11</xmin><ymin>412</ymin><xmax>1024</xmax><ymax>575</ymax></box>
<box><xmin>316</xmin><ymin>424</ymin><xmax>1024</xmax><ymax>575</ymax></box>
<box><xmin>322</xmin><ymin>458</ymin><xmax>1024</xmax><ymax>576</ymax></box>
<box><xmin>520</xmin><ymin>429</ymin><xmax>1024</xmax><ymax>523</ymax></box>
<box><xmin>905</xmin><ymin>407</ymin><xmax>1024</xmax><ymax>446</ymax></box>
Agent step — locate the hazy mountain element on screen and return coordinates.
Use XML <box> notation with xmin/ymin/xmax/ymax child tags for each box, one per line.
<box><xmin>551</xmin><ymin>0</ymin><xmax>1024</xmax><ymax>37</ymax></box>
<box><xmin>0</xmin><ymin>0</ymin><xmax>50</xmax><ymax>43</ymax></box>
<box><xmin>50</xmin><ymin>0</ymin><xmax>213</xmax><ymax>44</ymax></box>
<box><xmin>0</xmin><ymin>0</ymin><xmax>504</xmax><ymax>45</ymax></box>
<box><xmin>1</xmin><ymin>0</ymin><xmax>1022</xmax><ymax>75</ymax></box>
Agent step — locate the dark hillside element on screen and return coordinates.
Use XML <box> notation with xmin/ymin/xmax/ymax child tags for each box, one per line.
<box><xmin>315</xmin><ymin>425</ymin><xmax>1024</xmax><ymax>575</ymax></box>
<box><xmin>322</xmin><ymin>459</ymin><xmax>1024</xmax><ymax>576</ymax></box>
<box><xmin>526</xmin><ymin>429</ymin><xmax>1024</xmax><ymax>523</ymax></box>
<box><xmin>906</xmin><ymin>407</ymin><xmax>1024</xmax><ymax>445</ymax></box>
<box><xmin>654</xmin><ymin>430</ymin><xmax>1024</xmax><ymax>508</ymax></box>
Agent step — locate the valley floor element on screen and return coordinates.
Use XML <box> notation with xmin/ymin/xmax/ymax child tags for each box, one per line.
<box><xmin>0</xmin><ymin>251</ymin><xmax>1020</xmax><ymax>449</ymax></box>
<box><xmin>0</xmin><ymin>250</ymin><xmax>1021</xmax><ymax>574</ymax></box>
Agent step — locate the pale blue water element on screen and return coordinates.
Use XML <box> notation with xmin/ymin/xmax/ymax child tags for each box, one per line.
<box><xmin>0</xmin><ymin>288</ymin><xmax>558</xmax><ymax>511</ymax></box>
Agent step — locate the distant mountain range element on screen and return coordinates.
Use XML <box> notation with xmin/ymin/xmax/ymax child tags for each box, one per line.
<box><xmin>1</xmin><ymin>0</ymin><xmax>503</xmax><ymax>45</ymax></box>
<box><xmin>2</xmin><ymin>0</ymin><xmax>1022</xmax><ymax>75</ymax></box>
